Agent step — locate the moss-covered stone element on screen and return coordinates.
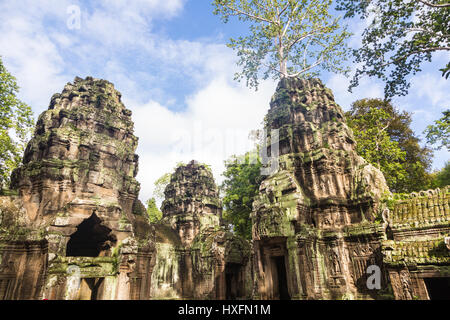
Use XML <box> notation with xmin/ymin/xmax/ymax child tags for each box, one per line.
<box><xmin>253</xmin><ymin>77</ymin><xmax>392</xmax><ymax>300</ymax></box>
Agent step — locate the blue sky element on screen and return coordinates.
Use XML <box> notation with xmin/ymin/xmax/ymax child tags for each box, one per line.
<box><xmin>0</xmin><ymin>0</ymin><xmax>448</xmax><ymax>203</ymax></box>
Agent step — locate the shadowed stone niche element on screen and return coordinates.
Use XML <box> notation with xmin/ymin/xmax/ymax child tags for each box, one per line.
<box><xmin>66</xmin><ymin>213</ymin><xmax>117</xmax><ymax>257</ymax></box>
<box><xmin>150</xmin><ymin>161</ymin><xmax>252</xmax><ymax>300</ymax></box>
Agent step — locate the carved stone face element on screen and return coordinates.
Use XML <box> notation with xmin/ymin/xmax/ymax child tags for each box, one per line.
<box><xmin>177</xmin><ymin>222</ymin><xmax>197</xmax><ymax>247</ymax></box>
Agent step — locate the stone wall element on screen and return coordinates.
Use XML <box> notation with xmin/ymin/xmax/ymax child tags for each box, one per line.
<box><xmin>382</xmin><ymin>187</ymin><xmax>450</xmax><ymax>300</ymax></box>
<box><xmin>0</xmin><ymin>194</ymin><xmax>48</xmax><ymax>299</ymax></box>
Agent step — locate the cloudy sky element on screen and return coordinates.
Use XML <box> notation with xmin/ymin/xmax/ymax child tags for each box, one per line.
<box><xmin>0</xmin><ymin>0</ymin><xmax>448</xmax><ymax>204</ymax></box>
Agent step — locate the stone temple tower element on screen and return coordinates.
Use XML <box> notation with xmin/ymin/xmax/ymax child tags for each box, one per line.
<box><xmin>161</xmin><ymin>160</ymin><xmax>223</xmax><ymax>246</ymax></box>
<box><xmin>252</xmin><ymin>78</ymin><xmax>391</xmax><ymax>300</ymax></box>
<box><xmin>1</xmin><ymin>77</ymin><xmax>155</xmax><ymax>300</ymax></box>
<box><xmin>151</xmin><ymin>161</ymin><xmax>252</xmax><ymax>299</ymax></box>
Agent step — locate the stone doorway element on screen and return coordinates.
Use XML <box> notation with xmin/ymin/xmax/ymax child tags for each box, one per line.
<box><xmin>76</xmin><ymin>278</ymin><xmax>105</xmax><ymax>300</ymax></box>
<box><xmin>271</xmin><ymin>256</ymin><xmax>290</xmax><ymax>300</ymax></box>
<box><xmin>225</xmin><ymin>263</ymin><xmax>243</xmax><ymax>300</ymax></box>
<box><xmin>66</xmin><ymin>213</ymin><xmax>116</xmax><ymax>257</ymax></box>
<box><xmin>257</xmin><ymin>238</ymin><xmax>293</xmax><ymax>300</ymax></box>
<box><xmin>0</xmin><ymin>279</ymin><xmax>13</xmax><ymax>300</ymax></box>
<box><xmin>424</xmin><ymin>278</ymin><xmax>450</xmax><ymax>300</ymax></box>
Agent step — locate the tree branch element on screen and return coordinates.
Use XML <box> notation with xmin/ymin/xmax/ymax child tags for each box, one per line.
<box><xmin>286</xmin><ymin>18</ymin><xmax>338</xmax><ymax>52</ymax></box>
<box><xmin>281</xmin><ymin>3</ymin><xmax>299</xmax><ymax>40</ymax></box>
<box><xmin>281</xmin><ymin>18</ymin><xmax>292</xmax><ymax>40</ymax></box>
<box><xmin>406</xmin><ymin>27</ymin><xmax>450</xmax><ymax>38</ymax></box>
<box><xmin>416</xmin><ymin>0</ymin><xmax>450</xmax><ymax>8</ymax></box>
<box><xmin>279</xmin><ymin>3</ymin><xmax>290</xmax><ymax>17</ymax></box>
<box><xmin>261</xmin><ymin>61</ymin><xmax>287</xmax><ymax>77</ymax></box>
<box><xmin>288</xmin><ymin>53</ymin><xmax>325</xmax><ymax>77</ymax></box>
<box><xmin>303</xmin><ymin>38</ymin><xmax>313</xmax><ymax>69</ymax></box>
<box><xmin>286</xmin><ymin>28</ymin><xmax>328</xmax><ymax>52</ymax></box>
<box><xmin>223</xmin><ymin>4</ymin><xmax>277</xmax><ymax>25</ymax></box>
<box><xmin>378</xmin><ymin>46</ymin><xmax>450</xmax><ymax>69</ymax></box>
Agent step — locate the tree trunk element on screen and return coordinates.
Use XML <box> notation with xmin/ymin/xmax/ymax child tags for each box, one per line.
<box><xmin>278</xmin><ymin>40</ymin><xmax>287</xmax><ymax>78</ymax></box>
<box><xmin>280</xmin><ymin>59</ymin><xmax>287</xmax><ymax>78</ymax></box>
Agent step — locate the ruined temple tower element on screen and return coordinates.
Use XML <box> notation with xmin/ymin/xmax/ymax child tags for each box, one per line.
<box><xmin>161</xmin><ymin>161</ymin><xmax>223</xmax><ymax>247</ymax></box>
<box><xmin>0</xmin><ymin>77</ymin><xmax>155</xmax><ymax>300</ymax></box>
<box><xmin>151</xmin><ymin>161</ymin><xmax>252</xmax><ymax>299</ymax></box>
<box><xmin>252</xmin><ymin>78</ymin><xmax>392</xmax><ymax>300</ymax></box>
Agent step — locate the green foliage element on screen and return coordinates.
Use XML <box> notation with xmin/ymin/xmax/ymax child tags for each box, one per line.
<box><xmin>336</xmin><ymin>0</ymin><xmax>450</xmax><ymax>97</ymax></box>
<box><xmin>440</xmin><ymin>62</ymin><xmax>450</xmax><ymax>79</ymax></box>
<box><xmin>221</xmin><ymin>150</ymin><xmax>263</xmax><ymax>239</ymax></box>
<box><xmin>153</xmin><ymin>172</ymin><xmax>172</xmax><ymax>203</ymax></box>
<box><xmin>348</xmin><ymin>106</ymin><xmax>407</xmax><ymax>190</ymax></box>
<box><xmin>346</xmin><ymin>99</ymin><xmax>433</xmax><ymax>193</ymax></box>
<box><xmin>429</xmin><ymin>161</ymin><xmax>450</xmax><ymax>188</ymax></box>
<box><xmin>213</xmin><ymin>0</ymin><xmax>351</xmax><ymax>89</ymax></box>
<box><xmin>424</xmin><ymin>109</ymin><xmax>449</xmax><ymax>151</ymax></box>
<box><xmin>146</xmin><ymin>197</ymin><xmax>163</xmax><ymax>223</ymax></box>
<box><xmin>0</xmin><ymin>56</ymin><xmax>34</xmax><ymax>189</ymax></box>
<box><xmin>153</xmin><ymin>162</ymin><xmax>190</xmax><ymax>203</ymax></box>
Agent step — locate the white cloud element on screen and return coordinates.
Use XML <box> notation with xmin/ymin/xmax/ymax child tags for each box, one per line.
<box><xmin>0</xmin><ymin>0</ymin><xmax>189</xmax><ymax>112</ymax></box>
<box><xmin>1</xmin><ymin>0</ymin><xmax>259</xmax><ymax>204</ymax></box>
<box><xmin>0</xmin><ymin>1</ymin><xmax>71</xmax><ymax>110</ymax></box>
<box><xmin>326</xmin><ymin>71</ymin><xmax>384</xmax><ymax>111</ymax></box>
<box><xmin>411</xmin><ymin>73</ymin><xmax>450</xmax><ymax>108</ymax></box>
<box><xmin>98</xmin><ymin>0</ymin><xmax>186</xmax><ymax>18</ymax></box>
<box><xmin>131</xmin><ymin>77</ymin><xmax>276</xmax><ymax>203</ymax></box>
<box><xmin>0</xmin><ymin>0</ymin><xmax>277</xmax><ymax>203</ymax></box>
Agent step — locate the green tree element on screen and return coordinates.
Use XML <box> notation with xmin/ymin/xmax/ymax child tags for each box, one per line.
<box><xmin>213</xmin><ymin>0</ymin><xmax>351</xmax><ymax>89</ymax></box>
<box><xmin>0</xmin><ymin>57</ymin><xmax>34</xmax><ymax>190</ymax></box>
<box><xmin>146</xmin><ymin>197</ymin><xmax>163</xmax><ymax>223</ymax></box>
<box><xmin>221</xmin><ymin>151</ymin><xmax>263</xmax><ymax>239</ymax></box>
<box><xmin>347</xmin><ymin>106</ymin><xmax>407</xmax><ymax>191</ymax></box>
<box><xmin>424</xmin><ymin>109</ymin><xmax>449</xmax><ymax>151</ymax></box>
<box><xmin>429</xmin><ymin>161</ymin><xmax>450</xmax><ymax>188</ymax></box>
<box><xmin>153</xmin><ymin>162</ymin><xmax>187</xmax><ymax>204</ymax></box>
<box><xmin>153</xmin><ymin>172</ymin><xmax>172</xmax><ymax>203</ymax></box>
<box><xmin>336</xmin><ymin>0</ymin><xmax>450</xmax><ymax>97</ymax></box>
<box><xmin>347</xmin><ymin>99</ymin><xmax>434</xmax><ymax>192</ymax></box>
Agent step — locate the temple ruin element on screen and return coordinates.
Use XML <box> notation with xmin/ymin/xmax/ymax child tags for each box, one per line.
<box><xmin>252</xmin><ymin>78</ymin><xmax>392</xmax><ymax>300</ymax></box>
<box><xmin>151</xmin><ymin>160</ymin><xmax>252</xmax><ymax>300</ymax></box>
<box><xmin>0</xmin><ymin>76</ymin><xmax>448</xmax><ymax>300</ymax></box>
<box><xmin>0</xmin><ymin>77</ymin><xmax>155</xmax><ymax>300</ymax></box>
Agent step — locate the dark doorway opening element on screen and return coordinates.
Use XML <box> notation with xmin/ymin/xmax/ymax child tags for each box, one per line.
<box><xmin>424</xmin><ymin>278</ymin><xmax>450</xmax><ymax>300</ymax></box>
<box><xmin>66</xmin><ymin>213</ymin><xmax>116</xmax><ymax>257</ymax></box>
<box><xmin>271</xmin><ymin>256</ymin><xmax>290</xmax><ymax>300</ymax></box>
<box><xmin>225</xmin><ymin>263</ymin><xmax>242</xmax><ymax>300</ymax></box>
<box><xmin>77</xmin><ymin>278</ymin><xmax>104</xmax><ymax>300</ymax></box>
